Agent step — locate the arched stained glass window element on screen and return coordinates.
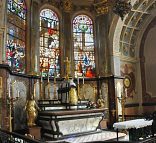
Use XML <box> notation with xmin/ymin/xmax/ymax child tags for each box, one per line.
<box><xmin>40</xmin><ymin>9</ymin><xmax>60</xmax><ymax>77</ymax></box>
<box><xmin>73</xmin><ymin>15</ymin><xmax>95</xmax><ymax>77</ymax></box>
<box><xmin>7</xmin><ymin>0</ymin><xmax>26</xmax><ymax>73</ymax></box>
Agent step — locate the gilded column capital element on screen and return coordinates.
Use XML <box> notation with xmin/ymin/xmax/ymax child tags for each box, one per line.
<box><xmin>94</xmin><ymin>0</ymin><xmax>111</xmax><ymax>16</ymax></box>
<box><xmin>62</xmin><ymin>0</ymin><xmax>73</xmax><ymax>12</ymax></box>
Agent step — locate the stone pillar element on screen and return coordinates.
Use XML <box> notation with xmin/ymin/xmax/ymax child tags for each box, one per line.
<box><xmin>95</xmin><ymin>3</ymin><xmax>112</xmax><ymax>77</ymax></box>
<box><xmin>61</xmin><ymin>0</ymin><xmax>73</xmax><ymax>77</ymax></box>
<box><xmin>108</xmin><ymin>76</ymin><xmax>116</xmax><ymax>128</ymax></box>
<box><xmin>94</xmin><ymin>1</ymin><xmax>115</xmax><ymax>128</ymax></box>
<box><xmin>0</xmin><ymin>0</ymin><xmax>7</xmax><ymax>64</ymax></box>
<box><xmin>27</xmin><ymin>0</ymin><xmax>40</xmax><ymax>75</ymax></box>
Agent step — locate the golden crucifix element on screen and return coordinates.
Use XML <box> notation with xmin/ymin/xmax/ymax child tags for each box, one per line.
<box><xmin>64</xmin><ymin>57</ymin><xmax>70</xmax><ymax>80</ymax></box>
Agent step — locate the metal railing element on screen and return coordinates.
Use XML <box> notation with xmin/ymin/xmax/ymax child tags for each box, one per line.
<box><xmin>0</xmin><ymin>129</ymin><xmax>44</xmax><ymax>143</ymax></box>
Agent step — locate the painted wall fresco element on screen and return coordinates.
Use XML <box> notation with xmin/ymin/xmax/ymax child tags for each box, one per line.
<box><xmin>120</xmin><ymin>62</ymin><xmax>136</xmax><ymax>98</ymax></box>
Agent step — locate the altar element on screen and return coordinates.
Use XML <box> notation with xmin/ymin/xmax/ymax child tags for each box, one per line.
<box><xmin>37</xmin><ymin>57</ymin><xmax>109</xmax><ymax>140</ymax></box>
<box><xmin>113</xmin><ymin>119</ymin><xmax>153</xmax><ymax>141</ymax></box>
<box><xmin>38</xmin><ymin>108</ymin><xmax>107</xmax><ymax>139</ymax></box>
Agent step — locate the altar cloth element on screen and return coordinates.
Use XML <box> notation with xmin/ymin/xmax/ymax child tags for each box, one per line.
<box><xmin>113</xmin><ymin>119</ymin><xmax>153</xmax><ymax>130</ymax></box>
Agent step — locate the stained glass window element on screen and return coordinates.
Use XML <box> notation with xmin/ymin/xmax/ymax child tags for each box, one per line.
<box><xmin>40</xmin><ymin>9</ymin><xmax>60</xmax><ymax>77</ymax></box>
<box><xmin>7</xmin><ymin>0</ymin><xmax>26</xmax><ymax>73</ymax></box>
<box><xmin>73</xmin><ymin>15</ymin><xmax>95</xmax><ymax>77</ymax></box>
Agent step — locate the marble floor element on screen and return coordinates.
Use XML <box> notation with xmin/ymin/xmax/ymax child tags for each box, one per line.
<box><xmin>47</xmin><ymin>130</ymin><xmax>126</xmax><ymax>143</ymax></box>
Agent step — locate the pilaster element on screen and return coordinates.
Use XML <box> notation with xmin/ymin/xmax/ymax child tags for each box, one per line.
<box><xmin>62</xmin><ymin>0</ymin><xmax>73</xmax><ymax>77</ymax></box>
<box><xmin>0</xmin><ymin>0</ymin><xmax>7</xmax><ymax>64</ymax></box>
<box><xmin>27</xmin><ymin>0</ymin><xmax>40</xmax><ymax>75</ymax></box>
<box><xmin>94</xmin><ymin>0</ymin><xmax>112</xmax><ymax>77</ymax></box>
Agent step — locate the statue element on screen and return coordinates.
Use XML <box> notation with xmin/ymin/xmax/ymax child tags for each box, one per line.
<box><xmin>97</xmin><ymin>97</ymin><xmax>105</xmax><ymax>108</ymax></box>
<box><xmin>24</xmin><ymin>95</ymin><xmax>40</xmax><ymax>127</ymax></box>
<box><xmin>69</xmin><ymin>79</ymin><xmax>78</xmax><ymax>105</ymax></box>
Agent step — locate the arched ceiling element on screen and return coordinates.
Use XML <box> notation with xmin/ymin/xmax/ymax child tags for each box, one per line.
<box><xmin>116</xmin><ymin>0</ymin><xmax>156</xmax><ymax>58</ymax></box>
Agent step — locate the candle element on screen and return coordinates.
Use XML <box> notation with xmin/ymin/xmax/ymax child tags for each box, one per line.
<box><xmin>35</xmin><ymin>55</ymin><xmax>37</xmax><ymax>71</ymax></box>
<box><xmin>8</xmin><ymin>85</ymin><xmax>10</xmax><ymax>98</ymax></box>
<box><xmin>48</xmin><ymin>73</ymin><xmax>49</xmax><ymax>83</ymax></box>
<box><xmin>77</xmin><ymin>76</ymin><xmax>79</xmax><ymax>84</ymax></box>
<box><xmin>34</xmin><ymin>84</ymin><xmax>36</xmax><ymax>97</ymax></box>
<box><xmin>125</xmin><ymin>88</ymin><xmax>127</xmax><ymax>97</ymax></box>
<box><xmin>17</xmin><ymin>91</ymin><xmax>20</xmax><ymax>98</ymax></box>
<box><xmin>41</xmin><ymin>71</ymin><xmax>43</xmax><ymax>83</ymax></box>
<box><xmin>54</xmin><ymin>72</ymin><xmax>56</xmax><ymax>84</ymax></box>
<box><xmin>83</xmin><ymin>75</ymin><xmax>84</xmax><ymax>84</ymax></box>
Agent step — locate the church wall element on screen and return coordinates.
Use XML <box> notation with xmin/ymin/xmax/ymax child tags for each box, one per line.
<box><xmin>111</xmin><ymin>16</ymin><xmax>141</xmax><ymax>116</ymax></box>
<box><xmin>0</xmin><ymin>66</ymin><xmax>30</xmax><ymax>131</ymax></box>
<box><xmin>140</xmin><ymin>16</ymin><xmax>156</xmax><ymax>114</ymax></box>
<box><xmin>125</xmin><ymin>106</ymin><xmax>139</xmax><ymax>115</ymax></box>
<box><xmin>0</xmin><ymin>66</ymin><xmax>8</xmax><ymax>130</ymax></box>
<box><xmin>110</xmin><ymin>0</ymin><xmax>156</xmax><ymax>117</ymax></box>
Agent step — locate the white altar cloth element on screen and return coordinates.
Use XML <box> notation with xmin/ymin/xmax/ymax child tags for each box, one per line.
<box><xmin>113</xmin><ymin>119</ymin><xmax>153</xmax><ymax>130</ymax></box>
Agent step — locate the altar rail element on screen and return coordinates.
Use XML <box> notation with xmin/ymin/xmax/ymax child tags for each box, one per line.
<box><xmin>97</xmin><ymin>136</ymin><xmax>156</xmax><ymax>142</ymax></box>
<box><xmin>0</xmin><ymin>129</ymin><xmax>42</xmax><ymax>143</ymax></box>
<box><xmin>119</xmin><ymin>114</ymin><xmax>144</xmax><ymax>121</ymax></box>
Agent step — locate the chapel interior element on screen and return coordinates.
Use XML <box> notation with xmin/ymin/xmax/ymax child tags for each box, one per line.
<box><xmin>0</xmin><ymin>0</ymin><xmax>156</xmax><ymax>142</ymax></box>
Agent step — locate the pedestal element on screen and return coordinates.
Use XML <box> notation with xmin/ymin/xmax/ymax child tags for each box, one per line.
<box><xmin>28</xmin><ymin>126</ymin><xmax>41</xmax><ymax>140</ymax></box>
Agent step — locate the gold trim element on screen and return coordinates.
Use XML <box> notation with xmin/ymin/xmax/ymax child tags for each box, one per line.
<box><xmin>94</xmin><ymin>0</ymin><xmax>110</xmax><ymax>15</ymax></box>
<box><xmin>63</xmin><ymin>0</ymin><xmax>73</xmax><ymax>12</ymax></box>
<box><xmin>0</xmin><ymin>77</ymin><xmax>2</xmax><ymax>89</ymax></box>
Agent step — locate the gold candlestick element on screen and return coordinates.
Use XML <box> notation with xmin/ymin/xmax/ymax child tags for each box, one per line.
<box><xmin>117</xmin><ymin>92</ymin><xmax>127</xmax><ymax>121</ymax></box>
<box><xmin>53</xmin><ymin>72</ymin><xmax>57</xmax><ymax>99</ymax></box>
<box><xmin>47</xmin><ymin>72</ymin><xmax>50</xmax><ymax>99</ymax></box>
<box><xmin>47</xmin><ymin>83</ymin><xmax>50</xmax><ymax>99</ymax></box>
<box><xmin>77</xmin><ymin>83</ymin><xmax>81</xmax><ymax>100</ymax></box>
<box><xmin>34</xmin><ymin>82</ymin><xmax>36</xmax><ymax>98</ymax></box>
<box><xmin>64</xmin><ymin>57</ymin><xmax>70</xmax><ymax>80</ymax></box>
<box><xmin>121</xmin><ymin>93</ymin><xmax>126</xmax><ymax>121</ymax></box>
<box><xmin>7</xmin><ymin>92</ymin><xmax>19</xmax><ymax>132</ymax></box>
<box><xmin>40</xmin><ymin>71</ymin><xmax>43</xmax><ymax>99</ymax></box>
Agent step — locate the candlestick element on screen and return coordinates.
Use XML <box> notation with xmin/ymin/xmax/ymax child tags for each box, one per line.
<box><xmin>40</xmin><ymin>80</ymin><xmax>43</xmax><ymax>100</ymax></box>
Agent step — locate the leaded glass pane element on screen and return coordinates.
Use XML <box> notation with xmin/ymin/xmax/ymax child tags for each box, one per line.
<box><xmin>40</xmin><ymin>9</ymin><xmax>60</xmax><ymax>77</ymax></box>
<box><xmin>6</xmin><ymin>0</ymin><xmax>26</xmax><ymax>73</ymax></box>
<box><xmin>73</xmin><ymin>15</ymin><xmax>95</xmax><ymax>77</ymax></box>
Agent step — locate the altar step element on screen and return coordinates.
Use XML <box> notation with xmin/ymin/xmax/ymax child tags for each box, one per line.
<box><xmin>46</xmin><ymin>130</ymin><xmax>126</xmax><ymax>143</ymax></box>
<box><xmin>38</xmin><ymin>99</ymin><xmax>89</xmax><ymax>111</ymax></box>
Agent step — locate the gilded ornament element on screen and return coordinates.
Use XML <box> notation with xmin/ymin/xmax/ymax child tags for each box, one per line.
<box><xmin>63</xmin><ymin>0</ymin><xmax>72</xmax><ymax>12</ymax></box>
<box><xmin>94</xmin><ymin>0</ymin><xmax>109</xmax><ymax>15</ymax></box>
<box><xmin>24</xmin><ymin>95</ymin><xmax>40</xmax><ymax>127</ymax></box>
<box><xmin>97</xmin><ymin>98</ymin><xmax>105</xmax><ymax>108</ymax></box>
